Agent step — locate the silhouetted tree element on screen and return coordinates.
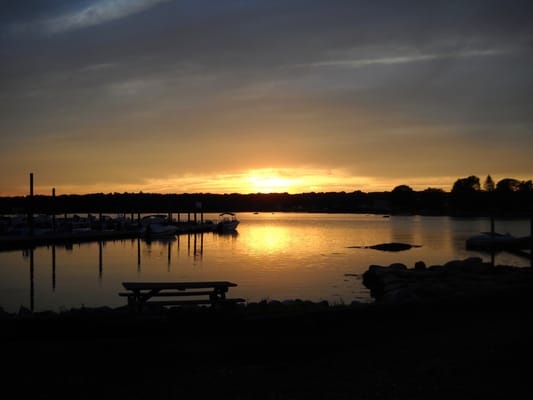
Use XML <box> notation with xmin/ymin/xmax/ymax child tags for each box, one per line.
<box><xmin>419</xmin><ymin>188</ymin><xmax>447</xmax><ymax>214</ymax></box>
<box><xmin>450</xmin><ymin>176</ymin><xmax>482</xmax><ymax>215</ymax></box>
<box><xmin>391</xmin><ymin>185</ymin><xmax>415</xmax><ymax>213</ymax></box>
<box><xmin>496</xmin><ymin>178</ymin><xmax>521</xmax><ymax>192</ymax></box>
<box><xmin>392</xmin><ymin>185</ymin><xmax>413</xmax><ymax>193</ymax></box>
<box><xmin>452</xmin><ymin>176</ymin><xmax>480</xmax><ymax>193</ymax></box>
<box><xmin>483</xmin><ymin>175</ymin><xmax>495</xmax><ymax>191</ymax></box>
<box><xmin>519</xmin><ymin>180</ymin><xmax>533</xmax><ymax>192</ymax></box>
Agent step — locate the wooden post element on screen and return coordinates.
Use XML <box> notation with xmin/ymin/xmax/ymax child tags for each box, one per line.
<box><xmin>137</xmin><ymin>237</ymin><xmax>141</xmax><ymax>270</ymax></box>
<box><xmin>490</xmin><ymin>216</ymin><xmax>495</xmax><ymax>235</ymax></box>
<box><xmin>30</xmin><ymin>248</ymin><xmax>34</xmax><ymax>312</ymax></box>
<box><xmin>167</xmin><ymin>241</ymin><xmax>171</xmax><ymax>267</ymax></box>
<box><xmin>98</xmin><ymin>241</ymin><xmax>103</xmax><ymax>280</ymax></box>
<box><xmin>29</xmin><ymin>173</ymin><xmax>34</xmax><ymax>236</ymax></box>
<box><xmin>52</xmin><ymin>188</ymin><xmax>56</xmax><ymax>233</ymax></box>
<box><xmin>530</xmin><ymin>216</ymin><xmax>533</xmax><ymax>268</ymax></box>
<box><xmin>52</xmin><ymin>245</ymin><xmax>56</xmax><ymax>291</ymax></box>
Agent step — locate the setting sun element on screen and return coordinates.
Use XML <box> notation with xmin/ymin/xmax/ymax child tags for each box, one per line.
<box><xmin>247</xmin><ymin>172</ymin><xmax>297</xmax><ymax>193</ymax></box>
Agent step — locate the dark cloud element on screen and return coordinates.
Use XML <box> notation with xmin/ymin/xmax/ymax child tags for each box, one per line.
<box><xmin>1</xmin><ymin>0</ymin><xmax>532</xmax><ymax>193</ymax></box>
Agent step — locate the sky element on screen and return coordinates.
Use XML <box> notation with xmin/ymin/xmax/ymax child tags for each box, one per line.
<box><xmin>1</xmin><ymin>0</ymin><xmax>532</xmax><ymax>196</ymax></box>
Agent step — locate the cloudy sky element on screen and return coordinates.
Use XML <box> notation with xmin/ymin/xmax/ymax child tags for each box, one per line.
<box><xmin>1</xmin><ymin>0</ymin><xmax>532</xmax><ymax>195</ymax></box>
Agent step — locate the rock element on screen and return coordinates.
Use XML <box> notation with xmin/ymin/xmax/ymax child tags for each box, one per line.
<box><xmin>362</xmin><ymin>257</ymin><xmax>533</xmax><ymax>304</ymax></box>
<box><xmin>444</xmin><ymin>259</ymin><xmax>464</xmax><ymax>270</ymax></box>
<box><xmin>382</xmin><ymin>287</ymin><xmax>419</xmax><ymax>304</ymax></box>
<box><xmin>389</xmin><ymin>263</ymin><xmax>408</xmax><ymax>271</ymax></box>
<box><xmin>367</xmin><ymin>242</ymin><xmax>420</xmax><ymax>252</ymax></box>
<box><xmin>18</xmin><ymin>306</ymin><xmax>32</xmax><ymax>316</ymax></box>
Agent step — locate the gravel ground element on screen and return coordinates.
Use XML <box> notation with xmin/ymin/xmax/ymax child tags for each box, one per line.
<box><xmin>3</xmin><ymin>286</ymin><xmax>533</xmax><ymax>400</ymax></box>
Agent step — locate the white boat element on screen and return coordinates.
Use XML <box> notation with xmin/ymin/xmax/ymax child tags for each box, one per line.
<box><xmin>466</xmin><ymin>232</ymin><xmax>516</xmax><ymax>250</ymax></box>
<box><xmin>141</xmin><ymin>215</ymin><xmax>178</xmax><ymax>237</ymax></box>
<box><xmin>142</xmin><ymin>223</ymin><xmax>178</xmax><ymax>237</ymax></box>
<box><xmin>217</xmin><ymin>212</ymin><xmax>239</xmax><ymax>232</ymax></box>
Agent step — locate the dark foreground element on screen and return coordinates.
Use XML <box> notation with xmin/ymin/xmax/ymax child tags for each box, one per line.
<box><xmin>3</xmin><ymin>286</ymin><xmax>533</xmax><ymax>400</ymax></box>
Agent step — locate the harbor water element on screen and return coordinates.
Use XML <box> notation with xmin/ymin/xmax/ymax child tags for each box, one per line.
<box><xmin>0</xmin><ymin>213</ymin><xmax>530</xmax><ymax>313</ymax></box>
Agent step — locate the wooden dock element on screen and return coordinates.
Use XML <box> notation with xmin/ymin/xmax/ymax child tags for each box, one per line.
<box><xmin>0</xmin><ymin>230</ymin><xmax>140</xmax><ymax>251</ymax></box>
<box><xmin>0</xmin><ymin>222</ymin><xmax>219</xmax><ymax>251</ymax></box>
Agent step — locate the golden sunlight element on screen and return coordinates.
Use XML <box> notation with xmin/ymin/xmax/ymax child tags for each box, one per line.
<box><xmin>242</xmin><ymin>225</ymin><xmax>293</xmax><ymax>255</ymax></box>
<box><xmin>19</xmin><ymin>168</ymin><xmax>379</xmax><ymax>196</ymax></box>
<box><xmin>246</xmin><ymin>172</ymin><xmax>297</xmax><ymax>193</ymax></box>
<box><xmin>137</xmin><ymin>168</ymin><xmax>365</xmax><ymax>194</ymax></box>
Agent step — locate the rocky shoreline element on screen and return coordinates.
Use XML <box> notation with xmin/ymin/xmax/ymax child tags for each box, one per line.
<box><xmin>362</xmin><ymin>256</ymin><xmax>533</xmax><ymax>304</ymax></box>
<box><xmin>3</xmin><ymin>258</ymin><xmax>533</xmax><ymax>399</ymax></box>
<box><xmin>2</xmin><ymin>256</ymin><xmax>532</xmax><ymax>321</ymax></box>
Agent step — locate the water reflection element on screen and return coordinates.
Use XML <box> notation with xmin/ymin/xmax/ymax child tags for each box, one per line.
<box><xmin>2</xmin><ymin>214</ymin><xmax>530</xmax><ymax>313</ymax></box>
<box><xmin>30</xmin><ymin>248</ymin><xmax>34</xmax><ymax>312</ymax></box>
<box><xmin>52</xmin><ymin>245</ymin><xmax>56</xmax><ymax>291</ymax></box>
<box><xmin>15</xmin><ymin>232</ymin><xmax>208</xmax><ymax>312</ymax></box>
<box><xmin>244</xmin><ymin>225</ymin><xmax>291</xmax><ymax>255</ymax></box>
<box><xmin>98</xmin><ymin>241</ymin><xmax>103</xmax><ymax>282</ymax></box>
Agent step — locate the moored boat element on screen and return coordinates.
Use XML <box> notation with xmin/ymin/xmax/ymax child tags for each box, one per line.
<box><xmin>466</xmin><ymin>232</ymin><xmax>516</xmax><ymax>250</ymax></box>
<box><xmin>141</xmin><ymin>215</ymin><xmax>178</xmax><ymax>238</ymax></box>
<box><xmin>217</xmin><ymin>212</ymin><xmax>239</xmax><ymax>232</ymax></box>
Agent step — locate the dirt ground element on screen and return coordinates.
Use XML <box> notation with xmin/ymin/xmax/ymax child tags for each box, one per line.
<box><xmin>3</xmin><ymin>288</ymin><xmax>533</xmax><ymax>400</ymax></box>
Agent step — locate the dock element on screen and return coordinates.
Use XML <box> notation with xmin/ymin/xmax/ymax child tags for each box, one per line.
<box><xmin>0</xmin><ymin>218</ymin><xmax>220</xmax><ymax>251</ymax></box>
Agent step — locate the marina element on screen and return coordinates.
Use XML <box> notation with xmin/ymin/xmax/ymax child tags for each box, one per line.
<box><xmin>0</xmin><ymin>213</ymin><xmax>531</xmax><ymax>314</ymax></box>
<box><xmin>0</xmin><ymin>212</ymin><xmax>239</xmax><ymax>251</ymax></box>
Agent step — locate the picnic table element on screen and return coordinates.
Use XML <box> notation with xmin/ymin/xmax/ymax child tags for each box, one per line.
<box><xmin>119</xmin><ymin>281</ymin><xmax>245</xmax><ymax>312</ymax></box>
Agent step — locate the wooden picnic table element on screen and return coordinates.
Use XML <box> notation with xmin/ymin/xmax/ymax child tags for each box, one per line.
<box><xmin>119</xmin><ymin>281</ymin><xmax>245</xmax><ymax>312</ymax></box>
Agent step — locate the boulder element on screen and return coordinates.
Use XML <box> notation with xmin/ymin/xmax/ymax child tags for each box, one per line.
<box><xmin>368</xmin><ymin>242</ymin><xmax>420</xmax><ymax>252</ymax></box>
<box><xmin>361</xmin><ymin>257</ymin><xmax>533</xmax><ymax>304</ymax></box>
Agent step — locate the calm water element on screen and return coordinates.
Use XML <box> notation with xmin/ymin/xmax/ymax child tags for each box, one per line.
<box><xmin>0</xmin><ymin>213</ymin><xmax>530</xmax><ymax>313</ymax></box>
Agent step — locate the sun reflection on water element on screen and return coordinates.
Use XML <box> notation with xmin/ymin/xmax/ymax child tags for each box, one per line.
<box><xmin>242</xmin><ymin>225</ymin><xmax>293</xmax><ymax>255</ymax></box>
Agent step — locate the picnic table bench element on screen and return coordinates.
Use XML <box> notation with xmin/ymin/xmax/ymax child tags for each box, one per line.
<box><xmin>119</xmin><ymin>281</ymin><xmax>245</xmax><ymax>312</ymax></box>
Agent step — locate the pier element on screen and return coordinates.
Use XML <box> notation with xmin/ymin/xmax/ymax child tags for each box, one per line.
<box><xmin>0</xmin><ymin>215</ymin><xmax>220</xmax><ymax>251</ymax></box>
<box><xmin>0</xmin><ymin>173</ymin><xmax>225</xmax><ymax>251</ymax></box>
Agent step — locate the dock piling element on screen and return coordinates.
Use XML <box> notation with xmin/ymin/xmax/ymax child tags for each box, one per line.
<box><xmin>52</xmin><ymin>188</ymin><xmax>56</xmax><ymax>233</ymax></box>
<box><xmin>29</xmin><ymin>173</ymin><xmax>34</xmax><ymax>236</ymax></box>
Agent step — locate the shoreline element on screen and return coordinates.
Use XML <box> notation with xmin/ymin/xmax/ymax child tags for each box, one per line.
<box><xmin>3</xmin><ymin>259</ymin><xmax>533</xmax><ymax>399</ymax></box>
<box><xmin>3</xmin><ymin>256</ymin><xmax>532</xmax><ymax>323</ymax></box>
<box><xmin>4</xmin><ymin>285</ymin><xmax>533</xmax><ymax>399</ymax></box>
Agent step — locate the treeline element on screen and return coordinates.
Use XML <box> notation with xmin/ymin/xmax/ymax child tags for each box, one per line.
<box><xmin>0</xmin><ymin>175</ymin><xmax>531</xmax><ymax>217</ymax></box>
<box><xmin>448</xmin><ymin>175</ymin><xmax>532</xmax><ymax>216</ymax></box>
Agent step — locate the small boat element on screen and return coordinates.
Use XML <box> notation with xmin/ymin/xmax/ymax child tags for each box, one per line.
<box><xmin>140</xmin><ymin>215</ymin><xmax>178</xmax><ymax>237</ymax></box>
<box><xmin>142</xmin><ymin>223</ymin><xmax>178</xmax><ymax>237</ymax></box>
<box><xmin>466</xmin><ymin>232</ymin><xmax>516</xmax><ymax>250</ymax></box>
<box><xmin>217</xmin><ymin>212</ymin><xmax>239</xmax><ymax>232</ymax></box>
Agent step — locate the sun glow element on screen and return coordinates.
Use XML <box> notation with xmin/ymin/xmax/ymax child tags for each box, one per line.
<box><xmin>243</xmin><ymin>225</ymin><xmax>293</xmax><ymax>255</ymax></box>
<box><xmin>247</xmin><ymin>172</ymin><xmax>298</xmax><ymax>193</ymax></box>
<box><xmin>10</xmin><ymin>168</ymin><xmax>377</xmax><ymax>197</ymax></box>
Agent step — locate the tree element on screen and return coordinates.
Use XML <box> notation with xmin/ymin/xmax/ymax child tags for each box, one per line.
<box><xmin>391</xmin><ymin>185</ymin><xmax>414</xmax><ymax>193</ymax></box>
<box><xmin>391</xmin><ymin>185</ymin><xmax>415</xmax><ymax>212</ymax></box>
<box><xmin>519</xmin><ymin>180</ymin><xmax>533</xmax><ymax>192</ymax></box>
<box><xmin>496</xmin><ymin>178</ymin><xmax>521</xmax><ymax>192</ymax></box>
<box><xmin>452</xmin><ymin>176</ymin><xmax>480</xmax><ymax>193</ymax></box>
<box><xmin>483</xmin><ymin>175</ymin><xmax>495</xmax><ymax>191</ymax></box>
